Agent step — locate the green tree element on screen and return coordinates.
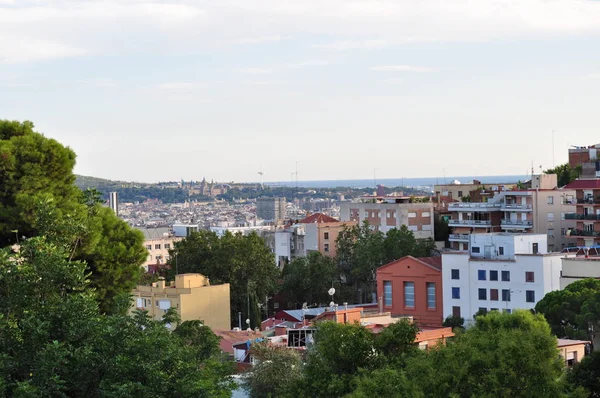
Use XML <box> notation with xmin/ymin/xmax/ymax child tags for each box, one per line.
<box><xmin>535</xmin><ymin>278</ymin><xmax>600</xmax><ymax>341</ymax></box>
<box><xmin>545</xmin><ymin>163</ymin><xmax>581</xmax><ymax>187</ymax></box>
<box><xmin>373</xmin><ymin>319</ymin><xmax>419</xmax><ymax>367</ymax></box>
<box><xmin>568</xmin><ymin>350</ymin><xmax>600</xmax><ymax>397</ymax></box>
<box><xmin>406</xmin><ymin>310</ymin><xmax>565</xmax><ymax>397</ymax></box>
<box><xmin>167</xmin><ymin>230</ymin><xmax>280</xmax><ymax>328</ymax></box>
<box><xmin>303</xmin><ymin>321</ymin><xmax>376</xmax><ymax>397</ymax></box>
<box><xmin>434</xmin><ymin>214</ymin><xmax>450</xmax><ymax>243</ymax></box>
<box><xmin>281</xmin><ymin>252</ymin><xmax>340</xmax><ymax>308</ymax></box>
<box><xmin>244</xmin><ymin>343</ymin><xmax>303</xmax><ymax>398</ymax></box>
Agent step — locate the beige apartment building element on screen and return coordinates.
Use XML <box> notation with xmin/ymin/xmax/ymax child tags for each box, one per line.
<box><xmin>131</xmin><ymin>273</ymin><xmax>231</xmax><ymax>330</ymax></box>
<box><xmin>434</xmin><ymin>180</ymin><xmax>519</xmax><ymax>201</ymax></box>
<box><xmin>448</xmin><ymin>174</ymin><xmax>575</xmax><ymax>252</ymax></box>
<box><xmin>340</xmin><ymin>196</ymin><xmax>434</xmax><ymax>239</ymax></box>
<box><xmin>137</xmin><ymin>227</ymin><xmax>182</xmax><ymax>271</ymax></box>
<box><xmin>299</xmin><ymin>213</ymin><xmax>358</xmax><ymax>258</ymax></box>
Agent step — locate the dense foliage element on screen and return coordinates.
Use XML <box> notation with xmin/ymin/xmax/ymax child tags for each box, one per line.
<box><xmin>544</xmin><ymin>163</ymin><xmax>581</xmax><ymax>187</ymax></box>
<box><xmin>166</xmin><ymin>230</ymin><xmax>280</xmax><ymax>328</ymax></box>
<box><xmin>536</xmin><ymin>278</ymin><xmax>600</xmax><ymax>341</ymax></box>
<box><xmin>252</xmin><ymin>311</ymin><xmax>577</xmax><ymax>398</ymax></box>
<box><xmin>0</xmin><ymin>120</ymin><xmax>148</xmax><ymax>314</ymax></box>
<box><xmin>281</xmin><ymin>252</ymin><xmax>340</xmax><ymax>308</ymax></box>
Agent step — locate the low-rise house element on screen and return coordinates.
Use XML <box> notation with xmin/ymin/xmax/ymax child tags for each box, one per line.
<box><xmin>557</xmin><ymin>339</ymin><xmax>591</xmax><ymax>367</ymax></box>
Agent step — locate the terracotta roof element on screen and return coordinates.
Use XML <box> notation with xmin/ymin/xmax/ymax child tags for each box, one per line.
<box><xmin>213</xmin><ymin>329</ymin><xmax>263</xmax><ymax>354</ymax></box>
<box><xmin>298</xmin><ymin>213</ymin><xmax>339</xmax><ymax>224</ymax></box>
<box><xmin>565</xmin><ymin>179</ymin><xmax>600</xmax><ymax>189</ymax></box>
<box><xmin>418</xmin><ymin>256</ymin><xmax>443</xmax><ymax>270</ymax></box>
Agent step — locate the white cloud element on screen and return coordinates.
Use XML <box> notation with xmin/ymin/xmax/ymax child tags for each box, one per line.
<box><xmin>76</xmin><ymin>78</ymin><xmax>118</xmax><ymax>88</ymax></box>
<box><xmin>371</xmin><ymin>65</ymin><xmax>438</xmax><ymax>72</ymax></box>
<box><xmin>236</xmin><ymin>67</ymin><xmax>274</xmax><ymax>75</ymax></box>
<box><xmin>229</xmin><ymin>35</ymin><xmax>285</xmax><ymax>45</ymax></box>
<box><xmin>313</xmin><ymin>39</ymin><xmax>387</xmax><ymax>51</ymax></box>
<box><xmin>156</xmin><ymin>82</ymin><xmax>203</xmax><ymax>91</ymax></box>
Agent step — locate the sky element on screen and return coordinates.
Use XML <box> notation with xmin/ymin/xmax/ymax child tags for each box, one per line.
<box><xmin>1</xmin><ymin>0</ymin><xmax>600</xmax><ymax>183</ymax></box>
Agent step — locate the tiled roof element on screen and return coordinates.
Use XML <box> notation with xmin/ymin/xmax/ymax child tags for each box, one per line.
<box><xmin>565</xmin><ymin>179</ymin><xmax>600</xmax><ymax>189</ymax></box>
<box><xmin>298</xmin><ymin>213</ymin><xmax>339</xmax><ymax>224</ymax></box>
<box><xmin>418</xmin><ymin>256</ymin><xmax>443</xmax><ymax>270</ymax></box>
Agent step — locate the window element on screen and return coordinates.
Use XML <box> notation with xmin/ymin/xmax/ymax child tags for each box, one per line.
<box><xmin>478</xmin><ymin>307</ymin><xmax>487</xmax><ymax>315</ymax></box>
<box><xmin>164</xmin><ymin>243</ymin><xmax>171</xmax><ymax>250</ymax></box>
<box><xmin>324</xmin><ymin>243</ymin><xmax>329</xmax><ymax>252</ymax></box>
<box><xmin>404</xmin><ymin>282</ymin><xmax>415</xmax><ymax>307</ymax></box>
<box><xmin>498</xmin><ymin>247</ymin><xmax>504</xmax><ymax>255</ymax></box>
<box><xmin>452</xmin><ymin>306</ymin><xmax>461</xmax><ymax>317</ymax></box>
<box><xmin>324</xmin><ymin>232</ymin><xmax>329</xmax><ymax>240</ymax></box>
<box><xmin>561</xmin><ymin>212</ymin><xmax>565</xmax><ymax>221</ymax></box>
<box><xmin>490</xmin><ymin>308</ymin><xmax>499</xmax><ymax>312</ymax></box>
<box><xmin>526</xmin><ymin>272</ymin><xmax>535</xmax><ymax>282</ymax></box>
<box><xmin>532</xmin><ymin>243</ymin><xmax>539</xmax><ymax>254</ymax></box>
<box><xmin>490</xmin><ymin>289</ymin><xmax>499</xmax><ymax>301</ymax></box>
<box><xmin>155</xmin><ymin>244</ymin><xmax>161</xmax><ymax>250</ymax></box>
<box><xmin>364</xmin><ymin>211</ymin><xmax>369</xmax><ymax>218</ymax></box>
<box><xmin>146</xmin><ymin>245</ymin><xmax>152</xmax><ymax>250</ymax></box>
<box><xmin>472</xmin><ymin>246</ymin><xmax>480</xmax><ymax>253</ymax></box>
<box><xmin>422</xmin><ymin>211</ymin><xmax>431</xmax><ymax>218</ymax></box>
<box><xmin>478</xmin><ymin>288</ymin><xmax>487</xmax><ymax>300</ymax></box>
<box><xmin>422</xmin><ymin>224</ymin><xmax>432</xmax><ymax>231</ymax></box>
<box><xmin>526</xmin><ymin>290</ymin><xmax>535</xmax><ymax>303</ymax></box>
<box><xmin>501</xmin><ymin>271</ymin><xmax>510</xmax><ymax>282</ymax></box>
<box><xmin>408</xmin><ymin>212</ymin><xmax>417</xmax><ymax>218</ymax></box>
<box><xmin>458</xmin><ymin>190</ymin><xmax>463</xmax><ymax>197</ymax></box>
<box><xmin>502</xmin><ymin>289</ymin><xmax>511</xmax><ymax>302</ymax></box>
<box><xmin>383</xmin><ymin>281</ymin><xmax>392</xmax><ymax>307</ymax></box>
<box><xmin>547</xmin><ymin>196</ymin><xmax>554</xmax><ymax>205</ymax></box>
<box><xmin>490</xmin><ymin>270</ymin><xmax>498</xmax><ymax>281</ymax></box>
<box><xmin>451</xmin><ymin>269</ymin><xmax>460</xmax><ymax>280</ymax></box>
<box><xmin>561</xmin><ymin>228</ymin><xmax>567</xmax><ymax>236</ymax></box>
<box><xmin>427</xmin><ymin>282</ymin><xmax>436</xmax><ymax>309</ymax></box>
<box><xmin>136</xmin><ymin>298</ymin><xmax>143</xmax><ymax>308</ymax></box>
<box><xmin>504</xmin><ymin>308</ymin><xmax>512</xmax><ymax>314</ymax></box>
<box><xmin>548</xmin><ymin>229</ymin><xmax>554</xmax><ymax>238</ymax></box>
<box><xmin>547</xmin><ymin>212</ymin><xmax>554</xmax><ymax>222</ymax></box>
<box><xmin>452</xmin><ymin>287</ymin><xmax>460</xmax><ymax>299</ymax></box>
<box><xmin>478</xmin><ymin>270</ymin><xmax>486</xmax><ymax>281</ymax></box>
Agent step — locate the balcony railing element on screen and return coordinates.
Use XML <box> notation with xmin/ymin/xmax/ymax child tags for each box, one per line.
<box><xmin>448</xmin><ymin>219</ymin><xmax>492</xmax><ymax>226</ymax></box>
<box><xmin>500</xmin><ymin>204</ymin><xmax>533</xmax><ymax>211</ymax></box>
<box><xmin>448</xmin><ymin>203</ymin><xmax>502</xmax><ymax>211</ymax></box>
<box><xmin>575</xmin><ymin>198</ymin><xmax>600</xmax><ymax>205</ymax></box>
<box><xmin>448</xmin><ymin>234</ymin><xmax>470</xmax><ymax>241</ymax></box>
<box><xmin>565</xmin><ymin>213</ymin><xmax>600</xmax><ymax>221</ymax></box>
<box><xmin>501</xmin><ymin>219</ymin><xmax>533</xmax><ymax>227</ymax></box>
<box><xmin>568</xmin><ymin>230</ymin><xmax>600</xmax><ymax>237</ymax></box>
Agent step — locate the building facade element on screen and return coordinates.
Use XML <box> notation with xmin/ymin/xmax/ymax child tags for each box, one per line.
<box><xmin>340</xmin><ymin>197</ymin><xmax>434</xmax><ymax>239</ymax></box>
<box><xmin>131</xmin><ymin>273</ymin><xmax>231</xmax><ymax>330</ymax></box>
<box><xmin>256</xmin><ymin>197</ymin><xmax>287</xmax><ymax>222</ymax></box>
<box><xmin>448</xmin><ymin>174</ymin><xmax>575</xmax><ymax>252</ymax></box>
<box><xmin>564</xmin><ymin>179</ymin><xmax>600</xmax><ymax>247</ymax></box>
<box><xmin>376</xmin><ymin>256</ymin><xmax>443</xmax><ymax>327</ymax></box>
<box><xmin>137</xmin><ymin>227</ymin><xmax>182</xmax><ymax>271</ymax></box>
<box><xmin>442</xmin><ymin>233</ymin><xmax>563</xmax><ymax>323</ymax></box>
<box><xmin>299</xmin><ymin>213</ymin><xmax>357</xmax><ymax>258</ymax></box>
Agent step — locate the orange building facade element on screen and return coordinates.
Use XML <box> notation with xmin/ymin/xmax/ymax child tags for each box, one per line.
<box><xmin>376</xmin><ymin>256</ymin><xmax>444</xmax><ymax>327</ymax></box>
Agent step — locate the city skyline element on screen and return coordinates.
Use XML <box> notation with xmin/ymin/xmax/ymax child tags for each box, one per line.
<box><xmin>1</xmin><ymin>0</ymin><xmax>600</xmax><ymax>182</ymax></box>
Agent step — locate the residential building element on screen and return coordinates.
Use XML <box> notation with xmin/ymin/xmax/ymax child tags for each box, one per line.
<box><xmin>564</xmin><ymin>179</ymin><xmax>600</xmax><ymax>246</ymax></box>
<box><xmin>172</xmin><ymin>222</ymin><xmax>199</xmax><ymax>237</ymax></box>
<box><xmin>340</xmin><ymin>196</ymin><xmax>434</xmax><ymax>239</ymax></box>
<box><xmin>442</xmin><ymin>233</ymin><xmax>563</xmax><ymax>323</ymax></box>
<box><xmin>569</xmin><ymin>144</ymin><xmax>600</xmax><ymax>170</ymax></box>
<box><xmin>298</xmin><ymin>213</ymin><xmax>357</xmax><ymax>258</ymax></box>
<box><xmin>131</xmin><ymin>273</ymin><xmax>231</xmax><ymax>330</ymax></box>
<box><xmin>557</xmin><ymin>339</ymin><xmax>591</xmax><ymax>367</ymax></box>
<box><xmin>256</xmin><ymin>197</ymin><xmax>287</xmax><ymax>222</ymax></box>
<box><xmin>435</xmin><ymin>180</ymin><xmax>519</xmax><ymax>202</ymax></box>
<box><xmin>376</xmin><ymin>256</ymin><xmax>444</xmax><ymax>327</ymax></box>
<box><xmin>267</xmin><ymin>224</ymin><xmax>306</xmax><ymax>268</ymax></box>
<box><xmin>448</xmin><ymin>174</ymin><xmax>575</xmax><ymax>252</ymax></box>
<box><xmin>108</xmin><ymin>191</ymin><xmax>119</xmax><ymax>216</ymax></box>
<box><xmin>560</xmin><ymin>254</ymin><xmax>600</xmax><ymax>289</ymax></box>
<box><xmin>137</xmin><ymin>227</ymin><xmax>182</xmax><ymax>271</ymax></box>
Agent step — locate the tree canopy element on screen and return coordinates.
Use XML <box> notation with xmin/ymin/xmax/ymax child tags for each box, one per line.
<box><xmin>544</xmin><ymin>163</ymin><xmax>581</xmax><ymax>187</ymax></box>
<box><xmin>166</xmin><ymin>230</ymin><xmax>280</xmax><ymax>328</ymax></box>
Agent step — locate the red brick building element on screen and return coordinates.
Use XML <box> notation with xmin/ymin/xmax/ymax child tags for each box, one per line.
<box><xmin>376</xmin><ymin>256</ymin><xmax>443</xmax><ymax>327</ymax></box>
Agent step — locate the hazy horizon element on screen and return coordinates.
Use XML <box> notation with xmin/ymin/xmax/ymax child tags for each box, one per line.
<box><xmin>2</xmin><ymin>1</ymin><xmax>599</xmax><ymax>182</ymax></box>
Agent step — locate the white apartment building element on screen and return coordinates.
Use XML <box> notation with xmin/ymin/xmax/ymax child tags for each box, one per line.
<box><xmin>442</xmin><ymin>233</ymin><xmax>564</xmax><ymax>323</ymax></box>
<box><xmin>340</xmin><ymin>197</ymin><xmax>434</xmax><ymax>239</ymax></box>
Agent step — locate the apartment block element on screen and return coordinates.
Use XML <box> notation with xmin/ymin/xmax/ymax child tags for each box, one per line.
<box><xmin>569</xmin><ymin>144</ymin><xmax>600</xmax><ymax>170</ymax></box>
<box><xmin>299</xmin><ymin>213</ymin><xmax>357</xmax><ymax>258</ymax></box>
<box><xmin>564</xmin><ymin>179</ymin><xmax>600</xmax><ymax>247</ymax></box>
<box><xmin>256</xmin><ymin>197</ymin><xmax>287</xmax><ymax>222</ymax></box>
<box><xmin>340</xmin><ymin>196</ymin><xmax>434</xmax><ymax>239</ymax></box>
<box><xmin>442</xmin><ymin>233</ymin><xmax>563</xmax><ymax>323</ymax></box>
<box><xmin>376</xmin><ymin>256</ymin><xmax>443</xmax><ymax>327</ymax></box>
<box><xmin>448</xmin><ymin>174</ymin><xmax>575</xmax><ymax>252</ymax></box>
<box><xmin>131</xmin><ymin>273</ymin><xmax>231</xmax><ymax>330</ymax></box>
<box><xmin>137</xmin><ymin>227</ymin><xmax>182</xmax><ymax>271</ymax></box>
<box><xmin>435</xmin><ymin>180</ymin><xmax>519</xmax><ymax>202</ymax></box>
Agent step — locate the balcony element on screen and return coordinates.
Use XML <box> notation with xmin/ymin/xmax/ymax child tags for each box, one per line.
<box><xmin>448</xmin><ymin>233</ymin><xmax>470</xmax><ymax>242</ymax></box>
<box><xmin>565</xmin><ymin>213</ymin><xmax>600</xmax><ymax>221</ymax></box>
<box><xmin>500</xmin><ymin>204</ymin><xmax>533</xmax><ymax>212</ymax></box>
<box><xmin>567</xmin><ymin>230</ymin><xmax>600</xmax><ymax>237</ymax></box>
<box><xmin>501</xmin><ymin>219</ymin><xmax>533</xmax><ymax>229</ymax></box>
<box><xmin>575</xmin><ymin>198</ymin><xmax>600</xmax><ymax>205</ymax></box>
<box><xmin>447</xmin><ymin>219</ymin><xmax>492</xmax><ymax>227</ymax></box>
<box><xmin>448</xmin><ymin>203</ymin><xmax>502</xmax><ymax>212</ymax></box>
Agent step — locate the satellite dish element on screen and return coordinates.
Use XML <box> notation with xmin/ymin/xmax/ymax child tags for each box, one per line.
<box><xmin>328</xmin><ymin>288</ymin><xmax>336</xmax><ymax>296</ymax></box>
<box><xmin>246</xmin><ymin>319</ymin><xmax>250</xmax><ymax>325</ymax></box>
<box><xmin>302</xmin><ymin>302</ymin><xmax>308</xmax><ymax>310</ymax></box>
<box><xmin>329</xmin><ymin>301</ymin><xmax>335</xmax><ymax>308</ymax></box>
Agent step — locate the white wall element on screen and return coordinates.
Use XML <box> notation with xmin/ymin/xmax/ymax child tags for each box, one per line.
<box><xmin>274</xmin><ymin>231</ymin><xmax>291</xmax><ymax>260</ymax></box>
<box><xmin>561</xmin><ymin>257</ymin><xmax>600</xmax><ymax>289</ymax></box>
<box><xmin>303</xmin><ymin>223</ymin><xmax>319</xmax><ymax>251</ymax></box>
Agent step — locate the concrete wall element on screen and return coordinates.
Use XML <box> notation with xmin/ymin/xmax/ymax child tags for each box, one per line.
<box><xmin>561</xmin><ymin>257</ymin><xmax>600</xmax><ymax>289</ymax></box>
<box><xmin>181</xmin><ymin>283</ymin><xmax>231</xmax><ymax>330</ymax></box>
